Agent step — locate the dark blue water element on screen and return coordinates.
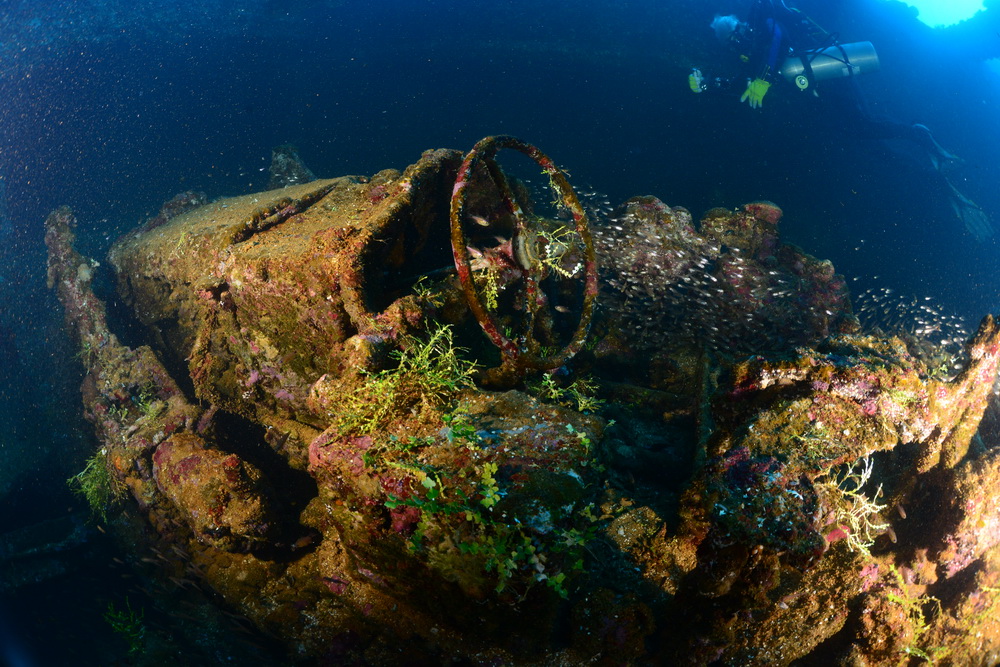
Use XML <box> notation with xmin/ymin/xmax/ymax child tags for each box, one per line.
<box><xmin>1</xmin><ymin>0</ymin><xmax>998</xmax><ymax>663</ymax></box>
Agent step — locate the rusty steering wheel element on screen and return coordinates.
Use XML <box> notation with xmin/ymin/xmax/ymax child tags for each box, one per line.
<box><xmin>450</xmin><ymin>136</ymin><xmax>598</xmax><ymax>387</ymax></box>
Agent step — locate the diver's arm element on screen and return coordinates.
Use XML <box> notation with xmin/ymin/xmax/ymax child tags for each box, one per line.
<box><xmin>742</xmin><ymin>18</ymin><xmax>782</xmax><ymax>108</ymax></box>
<box><xmin>758</xmin><ymin>18</ymin><xmax>783</xmax><ymax>82</ymax></box>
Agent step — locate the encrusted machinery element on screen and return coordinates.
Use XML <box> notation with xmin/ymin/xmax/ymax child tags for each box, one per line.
<box><xmin>47</xmin><ymin>137</ymin><xmax>1000</xmax><ymax>664</ymax></box>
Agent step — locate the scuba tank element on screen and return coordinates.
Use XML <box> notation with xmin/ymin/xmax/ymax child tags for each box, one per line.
<box><xmin>779</xmin><ymin>41</ymin><xmax>879</xmax><ymax>90</ymax></box>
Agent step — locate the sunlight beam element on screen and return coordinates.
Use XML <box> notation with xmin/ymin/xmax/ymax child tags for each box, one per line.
<box><xmin>898</xmin><ymin>0</ymin><xmax>986</xmax><ymax>27</ymax></box>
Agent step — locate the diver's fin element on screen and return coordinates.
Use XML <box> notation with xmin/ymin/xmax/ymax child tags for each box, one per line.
<box><xmin>913</xmin><ymin>123</ymin><xmax>964</xmax><ymax>174</ymax></box>
<box><xmin>929</xmin><ymin>151</ymin><xmax>965</xmax><ymax>174</ymax></box>
<box><xmin>946</xmin><ymin>179</ymin><xmax>993</xmax><ymax>241</ymax></box>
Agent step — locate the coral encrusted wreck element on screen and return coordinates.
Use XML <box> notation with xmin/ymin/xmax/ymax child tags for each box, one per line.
<box><xmin>46</xmin><ymin>140</ymin><xmax>1000</xmax><ymax>664</ymax></box>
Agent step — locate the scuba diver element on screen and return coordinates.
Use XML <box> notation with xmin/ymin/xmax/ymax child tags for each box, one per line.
<box><xmin>689</xmin><ymin>0</ymin><xmax>993</xmax><ymax>242</ymax></box>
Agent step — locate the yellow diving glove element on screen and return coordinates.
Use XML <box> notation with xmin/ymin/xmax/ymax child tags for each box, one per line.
<box><xmin>740</xmin><ymin>78</ymin><xmax>771</xmax><ymax>109</ymax></box>
<box><xmin>689</xmin><ymin>68</ymin><xmax>706</xmax><ymax>93</ymax></box>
